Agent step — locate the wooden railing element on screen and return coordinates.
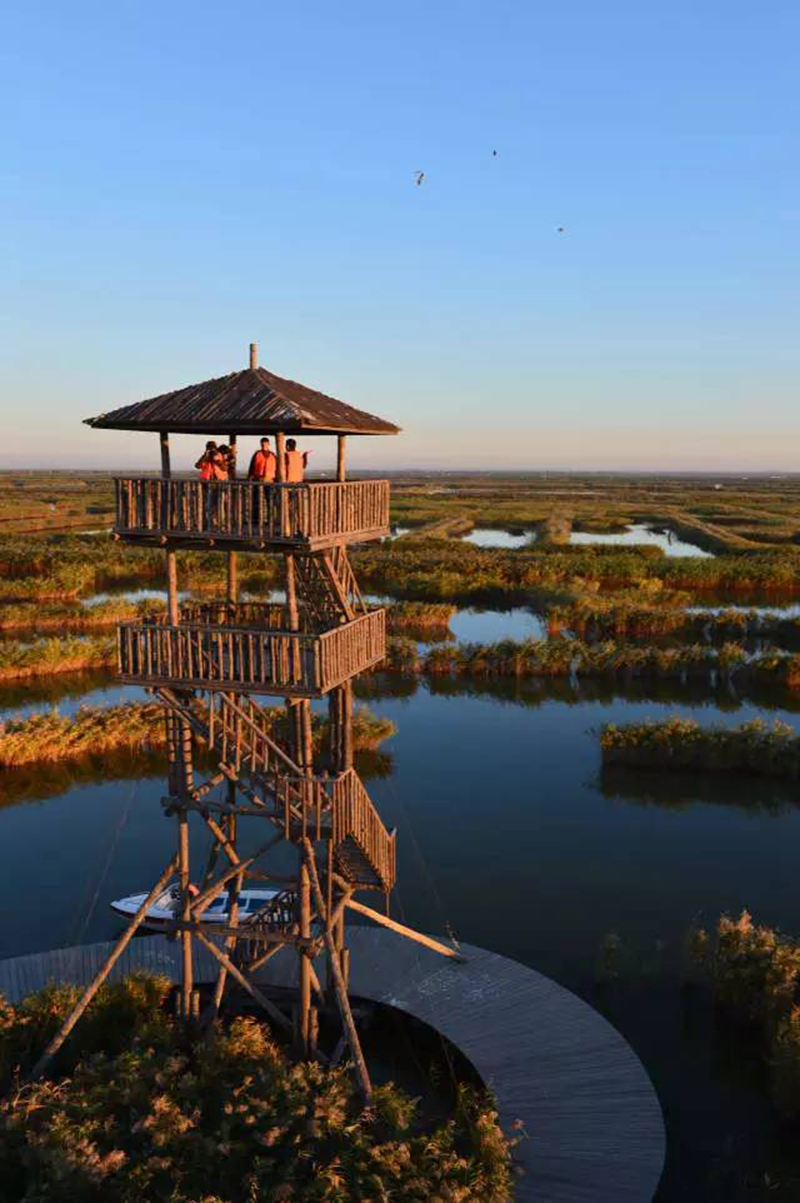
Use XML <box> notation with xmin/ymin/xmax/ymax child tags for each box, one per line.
<box><xmin>332</xmin><ymin>768</ymin><xmax>396</xmax><ymax>892</ymax></box>
<box><xmin>118</xmin><ymin>608</ymin><xmax>385</xmax><ymax>695</ymax></box>
<box><xmin>114</xmin><ymin>477</ymin><xmax>390</xmax><ymax>544</ymax></box>
<box><xmin>179</xmin><ymin>600</ymin><xmax>314</xmax><ymax>635</ymax></box>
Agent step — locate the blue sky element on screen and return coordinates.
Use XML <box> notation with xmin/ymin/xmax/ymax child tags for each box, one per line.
<box><xmin>2</xmin><ymin>1</ymin><xmax>798</xmax><ymax>471</ymax></box>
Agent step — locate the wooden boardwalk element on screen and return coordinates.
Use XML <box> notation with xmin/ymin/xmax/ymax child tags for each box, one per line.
<box><xmin>0</xmin><ymin>931</ymin><xmax>664</xmax><ymax>1202</ymax></box>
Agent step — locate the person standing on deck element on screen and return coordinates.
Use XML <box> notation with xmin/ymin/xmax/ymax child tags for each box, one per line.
<box><xmin>248</xmin><ymin>437</ymin><xmax>277</xmax><ymax>483</ymax></box>
<box><xmin>215</xmin><ymin>447</ymin><xmax>234</xmax><ymax>478</ymax></box>
<box><xmin>215</xmin><ymin>445</ymin><xmax>232</xmax><ymax>480</ymax></box>
<box><xmin>196</xmin><ymin>441</ymin><xmax>220</xmax><ymax>480</ymax></box>
<box><xmin>284</xmin><ymin>438</ymin><xmax>311</xmax><ymax>482</ymax></box>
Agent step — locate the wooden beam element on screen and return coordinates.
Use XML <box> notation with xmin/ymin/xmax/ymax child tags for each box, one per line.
<box><xmin>160</xmin><ymin>432</ymin><xmax>171</xmax><ymax>479</ymax></box>
<box><xmin>337</xmin><ymin>435</ymin><xmax>346</xmax><ymax>482</ymax></box>
<box><xmin>345</xmin><ymin>899</ymin><xmax>465</xmax><ymax>962</ymax></box>
<box><xmin>172</xmin><ymin>919</ymin><xmax>301</xmax><ymax>946</ymax></box>
<box><xmin>166</xmin><ymin>549</ymin><xmax>179</xmax><ymax>625</ymax></box>
<box><xmin>201</xmin><ymin>812</ymin><xmax>241</xmax><ymax>868</ymax></box>
<box><xmin>227</xmin><ymin>551</ymin><xmax>238</xmax><ymax>602</ymax></box>
<box><xmin>210</xmin><ymin>798</ymin><xmax>240</xmax><ymax>1016</ymax></box>
<box><xmin>299</xmin><ymin>856</ymin><xmax>312</xmax><ymax>1055</ymax></box>
<box><xmin>302</xmin><ymin>838</ymin><xmax>372</xmax><ymax>1099</ymax></box>
<box><xmin>193</xmin><ymin>928</ymin><xmax>293</xmax><ymax>1032</ymax></box>
<box><xmin>189</xmin><ymin>834</ymin><xmax>282</xmax><ymax>916</ymax></box>
<box><xmin>29</xmin><ymin>856</ymin><xmax>179</xmax><ymax>1079</ymax></box>
<box><xmin>178</xmin><ymin>809</ymin><xmax>193</xmax><ymax>1017</ymax></box>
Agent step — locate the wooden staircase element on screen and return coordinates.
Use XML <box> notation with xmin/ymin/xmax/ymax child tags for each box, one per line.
<box><xmin>157</xmin><ymin>688</ymin><xmax>395</xmax><ymax>893</ymax></box>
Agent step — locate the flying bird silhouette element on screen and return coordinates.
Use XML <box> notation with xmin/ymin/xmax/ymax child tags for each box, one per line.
<box><xmin>556</xmin><ymin>226</ymin><xmax>566</xmax><ymax>234</ymax></box>
<box><xmin>413</xmin><ymin>170</ymin><xmax>425</xmax><ymax>186</ymax></box>
<box><xmin>492</xmin><ymin>149</ymin><xmax>498</xmax><ymax>156</ymax></box>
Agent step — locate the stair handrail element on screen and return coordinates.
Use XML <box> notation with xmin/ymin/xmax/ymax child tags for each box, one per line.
<box><xmin>332</xmin><ymin>769</ymin><xmax>395</xmax><ymax>891</ymax></box>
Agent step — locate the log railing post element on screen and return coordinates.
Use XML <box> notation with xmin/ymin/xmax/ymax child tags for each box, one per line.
<box><xmin>29</xmin><ymin>856</ymin><xmax>179</xmax><ymax>1080</ymax></box>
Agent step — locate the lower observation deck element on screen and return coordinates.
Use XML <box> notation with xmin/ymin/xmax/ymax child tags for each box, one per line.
<box><xmin>114</xmin><ymin>476</ymin><xmax>390</xmax><ymax>549</ymax></box>
<box><xmin>118</xmin><ymin>602</ymin><xmax>386</xmax><ymax>697</ymax></box>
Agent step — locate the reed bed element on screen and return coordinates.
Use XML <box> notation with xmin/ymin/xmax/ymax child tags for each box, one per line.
<box><xmin>385</xmin><ymin>601</ymin><xmax>456</xmax><ymax>633</ymax></box>
<box><xmin>0</xmin><ymin>703</ymin><xmax>394</xmax><ymax>770</ymax></box>
<box><xmin>0</xmin><ymin>597</ymin><xmax>165</xmax><ymax>632</ymax></box>
<box><xmin>382</xmin><ymin>635</ymin><xmax>796</xmax><ymax>684</ymax></box>
<box><xmin>689</xmin><ymin>913</ymin><xmax>800</xmax><ymax>1122</ymax></box>
<box><xmin>0</xmin><ymin>635</ymin><xmax>116</xmax><ymax>681</ymax></box>
<box><xmin>600</xmin><ymin>717</ymin><xmax>800</xmax><ymax>779</ymax></box>
<box><xmin>353</xmin><ymin>539</ymin><xmax>800</xmax><ymax>604</ymax></box>
<box><xmin>550</xmin><ymin>594</ymin><xmax>800</xmax><ymax>647</ymax></box>
<box><xmin>0</xmin><ymin>703</ymin><xmax>166</xmax><ymax>768</ymax></box>
<box><xmin>0</xmin><ymin>976</ymin><xmax>514</xmax><ymax>1203</ymax></box>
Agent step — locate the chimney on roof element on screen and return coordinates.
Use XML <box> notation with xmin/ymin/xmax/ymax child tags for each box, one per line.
<box><xmin>249</xmin><ymin>342</ymin><xmax>258</xmax><ymax>369</ymax></box>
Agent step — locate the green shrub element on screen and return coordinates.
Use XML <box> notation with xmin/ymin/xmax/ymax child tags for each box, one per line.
<box><xmin>0</xmin><ymin>979</ymin><xmax>515</xmax><ymax>1202</ymax></box>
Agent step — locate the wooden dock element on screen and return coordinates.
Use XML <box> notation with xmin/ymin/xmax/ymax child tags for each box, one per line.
<box><xmin>0</xmin><ymin>930</ymin><xmax>664</xmax><ymax>1202</ymax></box>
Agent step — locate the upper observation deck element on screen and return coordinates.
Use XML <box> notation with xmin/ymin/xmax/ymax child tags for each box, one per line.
<box><xmin>91</xmin><ymin>343</ymin><xmax>400</xmax><ymax>547</ymax></box>
<box><xmin>113</xmin><ymin>476</ymin><xmax>390</xmax><ymax>549</ymax></box>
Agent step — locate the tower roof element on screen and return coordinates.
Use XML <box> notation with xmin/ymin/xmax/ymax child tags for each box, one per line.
<box><xmin>84</xmin><ymin>354</ymin><xmax>400</xmax><ymax>437</ymax></box>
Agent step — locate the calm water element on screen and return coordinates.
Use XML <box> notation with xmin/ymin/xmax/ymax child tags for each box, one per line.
<box><xmin>3</xmin><ymin>667</ymin><xmax>800</xmax><ymax>1198</ymax></box>
<box><xmin>462</xmin><ymin>527</ymin><xmax>533</xmax><ymax>549</ymax></box>
<box><xmin>461</xmin><ymin>522</ymin><xmax>713</xmax><ymax>557</ymax></box>
<box><xmin>570</xmin><ymin>523</ymin><xmax>713</xmax><ymax>558</ymax></box>
<box><xmin>446</xmin><ymin>606</ymin><xmax>546</xmax><ymax>644</ymax></box>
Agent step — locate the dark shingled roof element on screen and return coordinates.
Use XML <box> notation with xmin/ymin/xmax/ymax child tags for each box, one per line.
<box><xmin>84</xmin><ymin>364</ymin><xmax>400</xmax><ymax>437</ymax></box>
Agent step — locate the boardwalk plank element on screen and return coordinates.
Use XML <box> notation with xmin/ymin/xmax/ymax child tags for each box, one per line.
<box><xmin>0</xmin><ymin>931</ymin><xmax>665</xmax><ymax>1202</ymax></box>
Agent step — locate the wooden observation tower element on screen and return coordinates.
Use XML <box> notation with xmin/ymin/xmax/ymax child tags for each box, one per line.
<box><xmin>32</xmin><ymin>344</ymin><xmax>459</xmax><ymax>1094</ymax></box>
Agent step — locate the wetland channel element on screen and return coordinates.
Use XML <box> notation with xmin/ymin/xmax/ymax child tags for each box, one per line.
<box><xmin>4</xmin><ymin>591</ymin><xmax>800</xmax><ymax>1200</ymax></box>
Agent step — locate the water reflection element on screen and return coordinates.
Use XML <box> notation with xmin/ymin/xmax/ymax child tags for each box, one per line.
<box><xmin>3</xmin><ymin>672</ymin><xmax>800</xmax><ymax>1196</ymax></box>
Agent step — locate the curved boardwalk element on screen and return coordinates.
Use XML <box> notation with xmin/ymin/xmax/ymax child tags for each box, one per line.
<box><xmin>0</xmin><ymin>931</ymin><xmax>664</xmax><ymax>1202</ymax></box>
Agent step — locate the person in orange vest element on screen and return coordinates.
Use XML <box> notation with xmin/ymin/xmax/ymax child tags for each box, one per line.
<box><xmin>247</xmin><ymin>437</ymin><xmax>277</xmax><ymax>483</ymax></box>
<box><xmin>216</xmin><ymin>444</ymin><xmax>234</xmax><ymax>480</ymax></box>
<box><xmin>195</xmin><ymin>441</ymin><xmax>221</xmax><ymax>481</ymax></box>
<box><xmin>284</xmin><ymin>438</ymin><xmax>311</xmax><ymax>483</ymax></box>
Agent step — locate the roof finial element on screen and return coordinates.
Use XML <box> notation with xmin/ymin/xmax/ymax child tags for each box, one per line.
<box><xmin>249</xmin><ymin>342</ymin><xmax>258</xmax><ymax>369</ymax></box>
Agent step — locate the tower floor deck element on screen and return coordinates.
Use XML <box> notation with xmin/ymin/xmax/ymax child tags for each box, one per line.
<box><xmin>0</xmin><ymin>931</ymin><xmax>664</xmax><ymax>1202</ymax></box>
<box><xmin>114</xmin><ymin>476</ymin><xmax>390</xmax><ymax>548</ymax></box>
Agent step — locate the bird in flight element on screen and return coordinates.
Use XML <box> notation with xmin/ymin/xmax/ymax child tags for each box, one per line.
<box><xmin>556</xmin><ymin>226</ymin><xmax>566</xmax><ymax>234</ymax></box>
<box><xmin>492</xmin><ymin>149</ymin><xmax>498</xmax><ymax>157</ymax></box>
<box><xmin>413</xmin><ymin>170</ymin><xmax>425</xmax><ymax>186</ymax></box>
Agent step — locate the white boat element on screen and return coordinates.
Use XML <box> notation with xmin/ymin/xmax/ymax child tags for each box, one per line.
<box><xmin>111</xmin><ymin>884</ymin><xmax>279</xmax><ymax>931</ymax></box>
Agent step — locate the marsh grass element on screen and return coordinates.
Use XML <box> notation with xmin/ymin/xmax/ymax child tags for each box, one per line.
<box><xmin>0</xmin><ymin>597</ymin><xmax>166</xmax><ymax>632</ymax></box>
<box><xmin>386</xmin><ymin>601</ymin><xmax>457</xmax><ymax>633</ymax></box>
<box><xmin>690</xmin><ymin>912</ymin><xmax>800</xmax><ymax>1122</ymax></box>
<box><xmin>0</xmin><ymin>703</ymin><xmax>395</xmax><ymax>770</ymax></box>
<box><xmin>0</xmin><ymin>635</ymin><xmax>116</xmax><ymax>680</ymax></box>
<box><xmin>0</xmin><ymin>975</ymin><xmax>515</xmax><ymax>1202</ymax></box>
<box><xmin>0</xmin><ymin>703</ymin><xmax>166</xmax><ymax>768</ymax></box>
<box><xmin>600</xmin><ymin>717</ymin><xmax>800</xmax><ymax>779</ymax></box>
<box><xmin>383</xmin><ymin>635</ymin><xmax>790</xmax><ymax>684</ymax></box>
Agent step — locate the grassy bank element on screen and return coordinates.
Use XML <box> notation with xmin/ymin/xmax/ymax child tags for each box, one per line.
<box><xmin>385</xmin><ymin>601</ymin><xmax>457</xmax><ymax>634</ymax></box>
<box><xmin>382</xmin><ymin>634</ymin><xmax>800</xmax><ymax>686</ymax></box>
<box><xmin>353</xmin><ymin>540</ymin><xmax>800</xmax><ymax>604</ymax></box>
<box><xmin>599</xmin><ymin>717</ymin><xmax>800</xmax><ymax>779</ymax></box>
<box><xmin>0</xmin><ymin>597</ymin><xmax>165</xmax><ymax>632</ymax></box>
<box><xmin>0</xmin><ymin>703</ymin><xmax>395</xmax><ymax>770</ymax></box>
<box><xmin>690</xmin><ymin>913</ymin><xmax>800</xmax><ymax>1124</ymax></box>
<box><xmin>0</xmin><ymin>635</ymin><xmax>116</xmax><ymax>681</ymax></box>
<box><xmin>0</xmin><ymin>975</ymin><xmax>514</xmax><ymax>1203</ymax></box>
<box><xmin>549</xmin><ymin>593</ymin><xmax>800</xmax><ymax>647</ymax></box>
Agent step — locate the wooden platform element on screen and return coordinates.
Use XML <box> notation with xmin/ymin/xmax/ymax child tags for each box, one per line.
<box><xmin>0</xmin><ymin>931</ymin><xmax>665</xmax><ymax>1202</ymax></box>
